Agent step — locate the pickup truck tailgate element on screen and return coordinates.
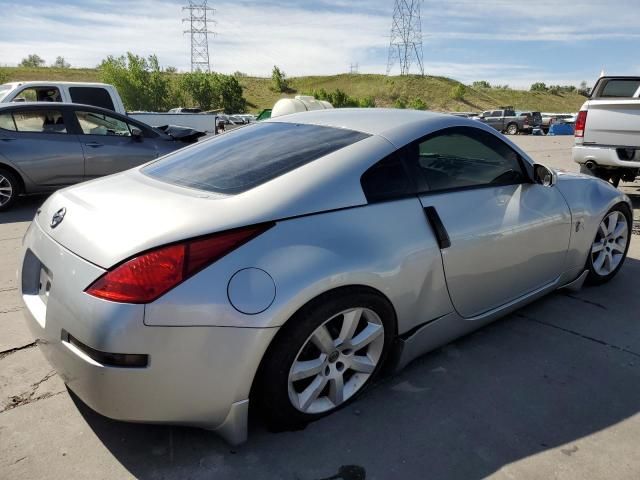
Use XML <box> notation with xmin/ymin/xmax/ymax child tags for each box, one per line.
<box><xmin>584</xmin><ymin>99</ymin><xmax>640</xmax><ymax>147</ymax></box>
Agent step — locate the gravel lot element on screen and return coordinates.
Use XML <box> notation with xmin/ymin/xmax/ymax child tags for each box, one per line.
<box><xmin>1</xmin><ymin>136</ymin><xmax>639</xmax><ymax>480</ymax></box>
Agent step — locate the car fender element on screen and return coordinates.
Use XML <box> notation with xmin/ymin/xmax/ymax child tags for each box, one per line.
<box><xmin>554</xmin><ymin>170</ymin><xmax>632</xmax><ymax>270</ymax></box>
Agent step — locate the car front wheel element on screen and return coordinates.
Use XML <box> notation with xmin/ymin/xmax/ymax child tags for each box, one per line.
<box><xmin>255</xmin><ymin>289</ymin><xmax>394</xmax><ymax>430</ymax></box>
<box><xmin>586</xmin><ymin>204</ymin><xmax>632</xmax><ymax>284</ymax></box>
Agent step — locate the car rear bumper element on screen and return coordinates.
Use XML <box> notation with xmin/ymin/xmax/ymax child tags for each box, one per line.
<box><xmin>19</xmin><ymin>219</ymin><xmax>277</xmax><ymax>445</ymax></box>
<box><xmin>573</xmin><ymin>145</ymin><xmax>640</xmax><ymax>169</ymax></box>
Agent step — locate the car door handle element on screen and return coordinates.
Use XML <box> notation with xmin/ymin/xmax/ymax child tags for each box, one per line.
<box><xmin>423</xmin><ymin>206</ymin><xmax>451</xmax><ymax>249</ymax></box>
<box><xmin>0</xmin><ymin>137</ymin><xmax>16</xmax><ymax>142</ymax></box>
<box><xmin>85</xmin><ymin>142</ymin><xmax>104</xmax><ymax>148</ymax></box>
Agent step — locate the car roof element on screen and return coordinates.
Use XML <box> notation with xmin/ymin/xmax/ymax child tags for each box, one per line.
<box><xmin>2</xmin><ymin>81</ymin><xmax>111</xmax><ymax>88</ymax></box>
<box><xmin>265</xmin><ymin>108</ymin><xmax>484</xmax><ymax>146</ymax></box>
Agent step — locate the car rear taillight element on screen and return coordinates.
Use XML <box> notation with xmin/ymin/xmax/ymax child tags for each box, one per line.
<box><xmin>575</xmin><ymin>111</ymin><xmax>588</xmax><ymax>137</ymax></box>
<box><xmin>86</xmin><ymin>223</ymin><xmax>273</xmax><ymax>303</ymax></box>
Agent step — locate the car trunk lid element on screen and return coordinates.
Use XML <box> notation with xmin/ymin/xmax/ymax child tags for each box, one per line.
<box><xmin>583</xmin><ymin>99</ymin><xmax>640</xmax><ymax>147</ymax></box>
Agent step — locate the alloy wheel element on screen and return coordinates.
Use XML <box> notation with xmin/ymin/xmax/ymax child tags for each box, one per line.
<box><xmin>591</xmin><ymin>210</ymin><xmax>628</xmax><ymax>276</ymax></box>
<box><xmin>288</xmin><ymin>307</ymin><xmax>385</xmax><ymax>414</ymax></box>
<box><xmin>0</xmin><ymin>175</ymin><xmax>13</xmax><ymax>207</ymax></box>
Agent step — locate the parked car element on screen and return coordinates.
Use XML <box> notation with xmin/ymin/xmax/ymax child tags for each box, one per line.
<box><xmin>516</xmin><ymin>111</ymin><xmax>543</xmax><ymax>133</ymax></box>
<box><xmin>573</xmin><ymin>76</ymin><xmax>640</xmax><ymax>186</ymax></box>
<box><xmin>0</xmin><ymin>81</ymin><xmax>218</xmax><ymax>133</ymax></box>
<box><xmin>19</xmin><ymin>109</ymin><xmax>632</xmax><ymax>445</ymax></box>
<box><xmin>475</xmin><ymin>108</ymin><xmax>533</xmax><ymax>135</ymax></box>
<box><xmin>0</xmin><ymin>102</ymin><xmax>203</xmax><ymax>210</ymax></box>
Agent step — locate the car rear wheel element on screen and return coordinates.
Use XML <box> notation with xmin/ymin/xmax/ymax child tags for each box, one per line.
<box><xmin>506</xmin><ymin>123</ymin><xmax>518</xmax><ymax>135</ymax></box>
<box><xmin>586</xmin><ymin>204</ymin><xmax>631</xmax><ymax>284</ymax></box>
<box><xmin>254</xmin><ymin>289</ymin><xmax>394</xmax><ymax>430</ymax></box>
<box><xmin>0</xmin><ymin>169</ymin><xmax>20</xmax><ymax>211</ymax></box>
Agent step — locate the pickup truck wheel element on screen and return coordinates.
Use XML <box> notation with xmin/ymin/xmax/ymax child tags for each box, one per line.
<box><xmin>0</xmin><ymin>168</ymin><xmax>20</xmax><ymax>211</ymax></box>
<box><xmin>586</xmin><ymin>204</ymin><xmax>631</xmax><ymax>284</ymax></box>
<box><xmin>506</xmin><ymin>123</ymin><xmax>518</xmax><ymax>135</ymax></box>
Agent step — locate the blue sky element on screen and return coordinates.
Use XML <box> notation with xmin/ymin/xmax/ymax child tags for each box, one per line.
<box><xmin>0</xmin><ymin>0</ymin><xmax>639</xmax><ymax>88</ymax></box>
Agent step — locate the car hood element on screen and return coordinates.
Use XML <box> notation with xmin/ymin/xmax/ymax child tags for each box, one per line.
<box><xmin>34</xmin><ymin>150</ymin><xmax>376</xmax><ymax>268</ymax></box>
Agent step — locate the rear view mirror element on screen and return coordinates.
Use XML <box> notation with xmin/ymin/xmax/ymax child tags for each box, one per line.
<box><xmin>131</xmin><ymin>127</ymin><xmax>143</xmax><ymax>140</ymax></box>
<box><xmin>534</xmin><ymin>164</ymin><xmax>555</xmax><ymax>187</ymax></box>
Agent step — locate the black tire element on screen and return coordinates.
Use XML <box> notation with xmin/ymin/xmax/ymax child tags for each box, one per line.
<box><xmin>0</xmin><ymin>168</ymin><xmax>20</xmax><ymax>211</ymax></box>
<box><xmin>506</xmin><ymin>123</ymin><xmax>518</xmax><ymax>135</ymax></box>
<box><xmin>253</xmin><ymin>288</ymin><xmax>395</xmax><ymax>431</ymax></box>
<box><xmin>585</xmin><ymin>203</ymin><xmax>632</xmax><ymax>285</ymax></box>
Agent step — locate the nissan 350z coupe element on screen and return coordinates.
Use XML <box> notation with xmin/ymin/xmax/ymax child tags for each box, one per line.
<box><xmin>19</xmin><ymin>109</ymin><xmax>632</xmax><ymax>444</ymax></box>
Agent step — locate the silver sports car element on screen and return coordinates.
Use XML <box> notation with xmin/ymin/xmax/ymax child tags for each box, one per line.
<box><xmin>19</xmin><ymin>109</ymin><xmax>632</xmax><ymax>445</ymax></box>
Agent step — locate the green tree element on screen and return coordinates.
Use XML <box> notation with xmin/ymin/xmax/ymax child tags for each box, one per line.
<box><xmin>181</xmin><ymin>72</ymin><xmax>246</xmax><ymax>113</ymax></box>
<box><xmin>99</xmin><ymin>53</ymin><xmax>171</xmax><ymax>111</ymax></box>
<box><xmin>52</xmin><ymin>56</ymin><xmax>70</xmax><ymax>68</ymax></box>
<box><xmin>450</xmin><ymin>84</ymin><xmax>466</xmax><ymax>101</ymax></box>
<box><xmin>530</xmin><ymin>82</ymin><xmax>548</xmax><ymax>92</ymax></box>
<box><xmin>215</xmin><ymin>74</ymin><xmax>246</xmax><ymax>113</ymax></box>
<box><xmin>20</xmin><ymin>54</ymin><xmax>45</xmax><ymax>68</ymax></box>
<box><xmin>408</xmin><ymin>98</ymin><xmax>427</xmax><ymax>110</ymax></box>
<box><xmin>165</xmin><ymin>66</ymin><xmax>178</xmax><ymax>74</ymax></box>
<box><xmin>271</xmin><ymin>65</ymin><xmax>289</xmax><ymax>92</ymax></box>
<box><xmin>472</xmin><ymin>80</ymin><xmax>491</xmax><ymax>89</ymax></box>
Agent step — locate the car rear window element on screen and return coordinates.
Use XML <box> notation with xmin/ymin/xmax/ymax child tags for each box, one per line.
<box><xmin>598</xmin><ymin>79</ymin><xmax>640</xmax><ymax>98</ymax></box>
<box><xmin>143</xmin><ymin>122</ymin><xmax>370</xmax><ymax>194</ymax></box>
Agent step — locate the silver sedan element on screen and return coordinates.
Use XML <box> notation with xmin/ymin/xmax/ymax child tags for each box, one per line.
<box><xmin>18</xmin><ymin>109</ymin><xmax>632</xmax><ymax>445</ymax></box>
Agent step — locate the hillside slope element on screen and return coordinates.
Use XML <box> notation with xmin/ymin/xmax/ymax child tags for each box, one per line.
<box><xmin>1</xmin><ymin>67</ymin><xmax>586</xmax><ymax>113</ymax></box>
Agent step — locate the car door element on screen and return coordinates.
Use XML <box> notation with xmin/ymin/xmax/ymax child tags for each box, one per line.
<box><xmin>0</xmin><ymin>107</ymin><xmax>84</xmax><ymax>187</ymax></box>
<box><xmin>485</xmin><ymin>110</ymin><xmax>505</xmax><ymax>131</ymax></box>
<box><xmin>72</xmin><ymin>109</ymin><xmax>160</xmax><ymax>179</ymax></box>
<box><xmin>407</xmin><ymin>126</ymin><xmax>572</xmax><ymax>318</ymax></box>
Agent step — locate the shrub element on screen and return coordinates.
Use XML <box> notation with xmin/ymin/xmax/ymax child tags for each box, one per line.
<box><xmin>472</xmin><ymin>80</ymin><xmax>491</xmax><ymax>89</ymax></box>
<box><xmin>530</xmin><ymin>82</ymin><xmax>548</xmax><ymax>92</ymax></box>
<box><xmin>408</xmin><ymin>98</ymin><xmax>427</xmax><ymax>110</ymax></box>
<box><xmin>450</xmin><ymin>84</ymin><xmax>466</xmax><ymax>100</ymax></box>
<box><xmin>271</xmin><ymin>65</ymin><xmax>289</xmax><ymax>92</ymax></box>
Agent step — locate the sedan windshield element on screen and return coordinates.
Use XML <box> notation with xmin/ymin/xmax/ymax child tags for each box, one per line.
<box><xmin>143</xmin><ymin>122</ymin><xmax>369</xmax><ymax>194</ymax></box>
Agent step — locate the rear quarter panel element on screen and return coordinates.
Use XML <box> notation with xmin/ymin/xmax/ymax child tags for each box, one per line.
<box><xmin>144</xmin><ymin>199</ymin><xmax>454</xmax><ymax>336</ymax></box>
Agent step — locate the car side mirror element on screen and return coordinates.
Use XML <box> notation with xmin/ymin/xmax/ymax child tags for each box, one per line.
<box><xmin>534</xmin><ymin>164</ymin><xmax>555</xmax><ymax>187</ymax></box>
<box><xmin>131</xmin><ymin>128</ymin><xmax>143</xmax><ymax>141</ymax></box>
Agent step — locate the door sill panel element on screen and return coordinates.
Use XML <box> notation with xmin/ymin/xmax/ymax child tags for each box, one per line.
<box><xmin>393</xmin><ymin>276</ymin><xmax>562</xmax><ymax>371</ymax></box>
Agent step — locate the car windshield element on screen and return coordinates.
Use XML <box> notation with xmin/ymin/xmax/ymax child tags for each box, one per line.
<box><xmin>143</xmin><ymin>122</ymin><xmax>369</xmax><ymax>194</ymax></box>
<box><xmin>0</xmin><ymin>85</ymin><xmax>13</xmax><ymax>102</ymax></box>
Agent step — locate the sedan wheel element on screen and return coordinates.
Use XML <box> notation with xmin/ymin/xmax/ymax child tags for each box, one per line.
<box><xmin>288</xmin><ymin>307</ymin><xmax>385</xmax><ymax>414</ymax></box>
<box><xmin>587</xmin><ymin>206</ymin><xmax>631</xmax><ymax>283</ymax></box>
<box><xmin>255</xmin><ymin>289</ymin><xmax>393</xmax><ymax>430</ymax></box>
<box><xmin>0</xmin><ymin>170</ymin><xmax>19</xmax><ymax>211</ymax></box>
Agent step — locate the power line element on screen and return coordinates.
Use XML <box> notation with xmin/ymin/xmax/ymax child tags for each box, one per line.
<box><xmin>386</xmin><ymin>0</ymin><xmax>424</xmax><ymax>76</ymax></box>
<box><xmin>183</xmin><ymin>1</ymin><xmax>216</xmax><ymax>72</ymax></box>
<box><xmin>349</xmin><ymin>63</ymin><xmax>359</xmax><ymax>74</ymax></box>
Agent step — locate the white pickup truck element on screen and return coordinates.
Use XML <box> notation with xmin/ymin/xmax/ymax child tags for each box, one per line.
<box><xmin>573</xmin><ymin>76</ymin><xmax>640</xmax><ymax>187</ymax></box>
<box><xmin>0</xmin><ymin>81</ymin><xmax>218</xmax><ymax>133</ymax></box>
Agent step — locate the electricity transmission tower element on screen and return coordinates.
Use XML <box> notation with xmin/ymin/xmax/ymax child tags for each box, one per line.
<box><xmin>386</xmin><ymin>0</ymin><xmax>424</xmax><ymax>76</ymax></box>
<box><xmin>183</xmin><ymin>1</ymin><xmax>216</xmax><ymax>72</ymax></box>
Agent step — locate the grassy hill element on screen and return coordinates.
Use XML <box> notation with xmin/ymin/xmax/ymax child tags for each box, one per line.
<box><xmin>1</xmin><ymin>67</ymin><xmax>586</xmax><ymax>113</ymax></box>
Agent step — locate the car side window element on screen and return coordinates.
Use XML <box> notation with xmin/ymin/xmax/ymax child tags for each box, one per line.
<box><xmin>13</xmin><ymin>87</ymin><xmax>62</xmax><ymax>103</ymax></box>
<box><xmin>360</xmin><ymin>149</ymin><xmax>415</xmax><ymax>202</ymax></box>
<box><xmin>0</xmin><ymin>112</ymin><xmax>17</xmax><ymax>131</ymax></box>
<box><xmin>75</xmin><ymin>111</ymin><xmax>132</xmax><ymax>136</ymax></box>
<box><xmin>409</xmin><ymin>127</ymin><xmax>527</xmax><ymax>193</ymax></box>
<box><xmin>69</xmin><ymin>87</ymin><xmax>116</xmax><ymax>111</ymax></box>
<box><xmin>11</xmin><ymin>110</ymin><xmax>67</xmax><ymax>134</ymax></box>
